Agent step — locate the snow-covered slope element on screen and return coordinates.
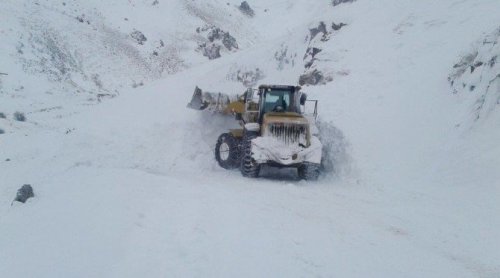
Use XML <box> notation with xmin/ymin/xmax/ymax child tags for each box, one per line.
<box><xmin>1</xmin><ymin>0</ymin><xmax>499</xmax><ymax>277</ymax></box>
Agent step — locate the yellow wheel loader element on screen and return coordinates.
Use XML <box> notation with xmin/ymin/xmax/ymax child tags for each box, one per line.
<box><xmin>187</xmin><ymin>85</ymin><xmax>322</xmax><ymax>180</ymax></box>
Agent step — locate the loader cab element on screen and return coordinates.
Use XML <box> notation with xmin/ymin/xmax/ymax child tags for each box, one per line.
<box><xmin>258</xmin><ymin>85</ymin><xmax>303</xmax><ymax>118</ymax></box>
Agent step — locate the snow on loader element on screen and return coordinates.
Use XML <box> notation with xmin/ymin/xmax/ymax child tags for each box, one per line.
<box><xmin>187</xmin><ymin>85</ymin><xmax>322</xmax><ymax>180</ymax></box>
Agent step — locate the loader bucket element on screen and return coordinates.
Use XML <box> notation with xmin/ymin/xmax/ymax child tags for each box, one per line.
<box><xmin>187</xmin><ymin>87</ymin><xmax>205</xmax><ymax>110</ymax></box>
<box><xmin>187</xmin><ymin>86</ymin><xmax>237</xmax><ymax>113</ymax></box>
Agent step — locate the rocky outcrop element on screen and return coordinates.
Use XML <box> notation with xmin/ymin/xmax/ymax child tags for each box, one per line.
<box><xmin>448</xmin><ymin>27</ymin><xmax>500</xmax><ymax>123</ymax></box>
<box><xmin>196</xmin><ymin>25</ymin><xmax>238</xmax><ymax>60</ymax></box>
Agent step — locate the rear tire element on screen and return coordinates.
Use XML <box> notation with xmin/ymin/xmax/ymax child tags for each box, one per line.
<box><xmin>240</xmin><ymin>130</ymin><xmax>260</xmax><ymax>178</ymax></box>
<box><xmin>298</xmin><ymin>163</ymin><xmax>321</xmax><ymax>181</ymax></box>
<box><xmin>215</xmin><ymin>133</ymin><xmax>241</xmax><ymax>169</ymax></box>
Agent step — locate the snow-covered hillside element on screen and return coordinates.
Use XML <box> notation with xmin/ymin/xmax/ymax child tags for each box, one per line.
<box><xmin>1</xmin><ymin>0</ymin><xmax>499</xmax><ymax>277</ymax></box>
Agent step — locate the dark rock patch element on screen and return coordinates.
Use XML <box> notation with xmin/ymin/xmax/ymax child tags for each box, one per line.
<box><xmin>332</xmin><ymin>22</ymin><xmax>347</xmax><ymax>31</ymax></box>
<box><xmin>228</xmin><ymin>67</ymin><xmax>264</xmax><ymax>87</ymax></box>
<box><xmin>470</xmin><ymin>61</ymin><xmax>483</xmax><ymax>73</ymax></box>
<box><xmin>200</xmin><ymin>43</ymin><xmax>221</xmax><ymax>60</ymax></box>
<box><xmin>299</xmin><ymin>69</ymin><xmax>332</xmax><ymax>86</ymax></box>
<box><xmin>274</xmin><ymin>44</ymin><xmax>297</xmax><ymax>70</ymax></box>
<box><xmin>76</xmin><ymin>14</ymin><xmax>85</xmax><ymax>23</ymax></box>
<box><xmin>303</xmin><ymin>47</ymin><xmax>322</xmax><ymax>65</ymax></box>
<box><xmin>448</xmin><ymin>27</ymin><xmax>500</xmax><ymax>124</ymax></box>
<box><xmin>332</xmin><ymin>0</ymin><xmax>356</xmax><ymax>6</ymax></box>
<box><xmin>301</xmin><ymin>20</ymin><xmax>348</xmax><ymax>85</ymax></box>
<box><xmin>309</xmin><ymin>22</ymin><xmax>328</xmax><ymax>42</ymax></box>
<box><xmin>489</xmin><ymin>55</ymin><xmax>497</xmax><ymax>68</ymax></box>
<box><xmin>97</xmin><ymin>93</ymin><xmax>116</xmax><ymax>102</ymax></box>
<box><xmin>130</xmin><ymin>30</ymin><xmax>147</xmax><ymax>45</ymax></box>
<box><xmin>91</xmin><ymin>74</ymin><xmax>103</xmax><ymax>89</ymax></box>
<box><xmin>303</xmin><ymin>47</ymin><xmax>324</xmax><ymax>69</ymax></box>
<box><xmin>76</xmin><ymin>14</ymin><xmax>90</xmax><ymax>25</ymax></box>
<box><xmin>13</xmin><ymin>112</ymin><xmax>26</xmax><ymax>122</ymax></box>
<box><xmin>14</xmin><ymin>184</ymin><xmax>34</xmax><ymax>204</ymax></box>
<box><xmin>196</xmin><ymin>25</ymin><xmax>238</xmax><ymax>60</ymax></box>
<box><xmin>239</xmin><ymin>1</ymin><xmax>255</xmax><ymax>17</ymax></box>
<box><xmin>222</xmin><ymin>33</ymin><xmax>238</xmax><ymax>51</ymax></box>
<box><xmin>131</xmin><ymin>80</ymin><xmax>144</xmax><ymax>88</ymax></box>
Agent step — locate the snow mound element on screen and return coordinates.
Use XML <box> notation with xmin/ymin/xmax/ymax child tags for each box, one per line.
<box><xmin>317</xmin><ymin>119</ymin><xmax>351</xmax><ymax>178</ymax></box>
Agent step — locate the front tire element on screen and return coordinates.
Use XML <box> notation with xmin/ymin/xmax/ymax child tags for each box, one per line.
<box><xmin>298</xmin><ymin>163</ymin><xmax>321</xmax><ymax>181</ymax></box>
<box><xmin>240</xmin><ymin>130</ymin><xmax>260</xmax><ymax>178</ymax></box>
<box><xmin>215</xmin><ymin>133</ymin><xmax>241</xmax><ymax>169</ymax></box>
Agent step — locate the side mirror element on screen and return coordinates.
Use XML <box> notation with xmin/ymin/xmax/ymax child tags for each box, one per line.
<box><xmin>300</xmin><ymin>93</ymin><xmax>307</xmax><ymax>105</ymax></box>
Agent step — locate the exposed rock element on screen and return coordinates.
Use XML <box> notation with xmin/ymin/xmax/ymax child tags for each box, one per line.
<box><xmin>196</xmin><ymin>25</ymin><xmax>238</xmax><ymax>59</ymax></box>
<box><xmin>301</xmin><ymin>20</ymin><xmax>348</xmax><ymax>83</ymax></box>
<box><xmin>97</xmin><ymin>93</ymin><xmax>116</xmax><ymax>102</ymax></box>
<box><xmin>332</xmin><ymin>0</ymin><xmax>356</xmax><ymax>6</ymax></box>
<box><xmin>239</xmin><ymin>1</ymin><xmax>255</xmax><ymax>17</ymax></box>
<box><xmin>470</xmin><ymin>61</ymin><xmax>483</xmax><ymax>73</ymax></box>
<box><xmin>304</xmin><ymin>47</ymin><xmax>322</xmax><ymax>69</ymax></box>
<box><xmin>201</xmin><ymin>43</ymin><xmax>221</xmax><ymax>60</ymax></box>
<box><xmin>131</xmin><ymin>80</ymin><xmax>144</xmax><ymax>88</ymax></box>
<box><xmin>91</xmin><ymin>74</ymin><xmax>103</xmax><ymax>89</ymax></box>
<box><xmin>299</xmin><ymin>69</ymin><xmax>332</xmax><ymax>86</ymax></box>
<box><xmin>76</xmin><ymin>14</ymin><xmax>90</xmax><ymax>25</ymax></box>
<box><xmin>227</xmin><ymin>67</ymin><xmax>264</xmax><ymax>87</ymax></box>
<box><xmin>130</xmin><ymin>30</ymin><xmax>147</xmax><ymax>45</ymax></box>
<box><xmin>14</xmin><ymin>184</ymin><xmax>34</xmax><ymax>203</ymax></box>
<box><xmin>488</xmin><ymin>55</ymin><xmax>497</xmax><ymax>68</ymax></box>
<box><xmin>204</xmin><ymin>26</ymin><xmax>238</xmax><ymax>50</ymax></box>
<box><xmin>274</xmin><ymin>44</ymin><xmax>297</xmax><ymax>70</ymax></box>
<box><xmin>332</xmin><ymin>22</ymin><xmax>347</xmax><ymax>31</ymax></box>
<box><xmin>309</xmin><ymin>22</ymin><xmax>328</xmax><ymax>41</ymax></box>
<box><xmin>222</xmin><ymin>33</ymin><xmax>238</xmax><ymax>51</ymax></box>
<box><xmin>76</xmin><ymin>14</ymin><xmax>85</xmax><ymax>23</ymax></box>
<box><xmin>448</xmin><ymin>27</ymin><xmax>500</xmax><ymax>123</ymax></box>
<box><xmin>207</xmin><ymin>28</ymin><xmax>223</xmax><ymax>42</ymax></box>
<box><xmin>13</xmin><ymin>111</ymin><xmax>26</xmax><ymax>122</ymax></box>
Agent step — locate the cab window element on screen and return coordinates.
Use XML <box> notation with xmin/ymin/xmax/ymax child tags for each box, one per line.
<box><xmin>262</xmin><ymin>90</ymin><xmax>291</xmax><ymax>113</ymax></box>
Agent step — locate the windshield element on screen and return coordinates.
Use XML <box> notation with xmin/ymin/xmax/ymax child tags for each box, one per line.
<box><xmin>262</xmin><ymin>89</ymin><xmax>293</xmax><ymax>113</ymax></box>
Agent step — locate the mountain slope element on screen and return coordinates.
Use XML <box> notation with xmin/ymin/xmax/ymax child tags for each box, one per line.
<box><xmin>1</xmin><ymin>0</ymin><xmax>499</xmax><ymax>277</ymax></box>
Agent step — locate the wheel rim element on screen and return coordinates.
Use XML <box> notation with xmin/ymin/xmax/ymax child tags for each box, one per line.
<box><xmin>219</xmin><ymin>142</ymin><xmax>230</xmax><ymax>160</ymax></box>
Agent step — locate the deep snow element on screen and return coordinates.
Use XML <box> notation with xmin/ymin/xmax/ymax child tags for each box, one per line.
<box><xmin>1</xmin><ymin>0</ymin><xmax>499</xmax><ymax>277</ymax></box>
